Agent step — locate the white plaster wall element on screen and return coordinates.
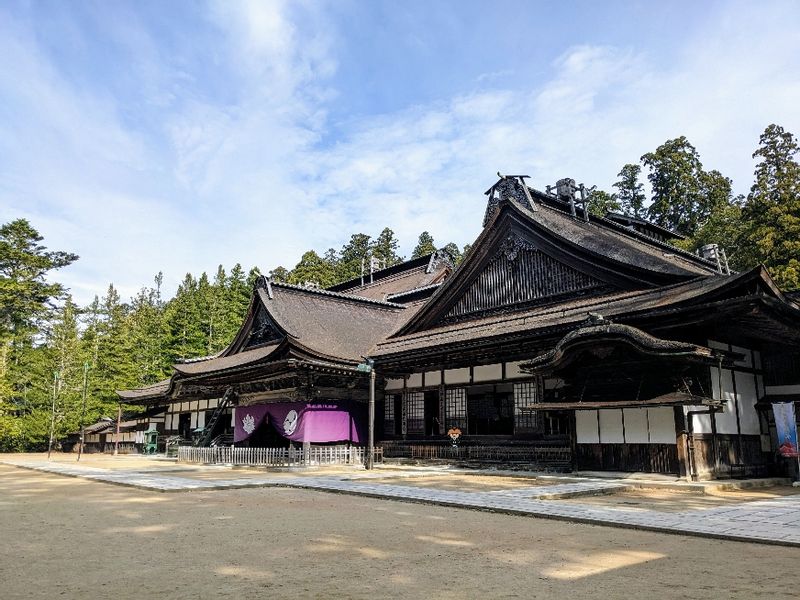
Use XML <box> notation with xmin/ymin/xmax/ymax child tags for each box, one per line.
<box><xmin>504</xmin><ymin>361</ymin><xmax>526</xmax><ymax>379</ymax></box>
<box><xmin>208</xmin><ymin>398</ymin><xmax>218</xmax><ymax>408</ymax></box>
<box><xmin>385</xmin><ymin>378</ymin><xmax>404</xmax><ymax>391</ymax></box>
<box><xmin>735</xmin><ymin>371</ymin><xmax>761</xmax><ymax>434</ymax></box>
<box><xmin>647</xmin><ymin>407</ymin><xmax>677</xmax><ymax>443</ymax></box>
<box><xmin>473</xmin><ymin>364</ymin><xmax>502</xmax><ymax>382</ymax></box>
<box><xmin>425</xmin><ymin>371</ymin><xmax>442</xmax><ymax>386</ymax></box>
<box><xmin>190</xmin><ymin>412</ymin><xmax>197</xmax><ymax>429</ymax></box>
<box><xmin>598</xmin><ymin>410</ymin><xmax>624</xmax><ymax>443</ymax></box>
<box><xmin>231</xmin><ymin>408</ymin><xmax>236</xmax><ymax>427</ymax></box>
<box><xmin>711</xmin><ymin>366</ymin><xmax>739</xmax><ymax>434</ymax></box>
<box><xmin>622</xmin><ymin>408</ymin><xmax>649</xmax><ymax>443</ymax></box>
<box><xmin>444</xmin><ymin>368</ymin><xmax>470</xmax><ymax>384</ymax></box>
<box><xmin>407</xmin><ymin>373</ymin><xmax>423</xmax><ymax>388</ymax></box>
<box><xmin>197</xmin><ymin>411</ymin><xmax>206</xmax><ymax>429</ymax></box>
<box><xmin>575</xmin><ymin>410</ymin><xmax>599</xmax><ymax>443</ymax></box>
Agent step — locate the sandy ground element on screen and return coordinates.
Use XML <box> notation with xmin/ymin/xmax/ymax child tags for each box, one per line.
<box><xmin>2</xmin><ymin>464</ymin><xmax>800</xmax><ymax>599</ymax></box>
<box><xmin>367</xmin><ymin>474</ymin><xmax>554</xmax><ymax>491</ymax></box>
<box><xmin>559</xmin><ymin>486</ymin><xmax>800</xmax><ymax>512</ymax></box>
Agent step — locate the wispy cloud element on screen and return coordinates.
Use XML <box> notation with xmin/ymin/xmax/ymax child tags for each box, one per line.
<box><xmin>0</xmin><ymin>0</ymin><xmax>798</xmax><ymax>306</ymax></box>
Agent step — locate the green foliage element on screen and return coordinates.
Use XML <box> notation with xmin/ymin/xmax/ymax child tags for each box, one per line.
<box><xmin>441</xmin><ymin>242</ymin><xmax>461</xmax><ymax>265</ymax></box>
<box><xmin>269</xmin><ymin>266</ymin><xmax>289</xmax><ymax>283</ymax></box>
<box><xmin>0</xmin><ymin>219</ymin><xmax>78</xmax><ymax>339</ymax></box>
<box><xmin>371</xmin><ymin>228</ymin><xmax>404</xmax><ymax>267</ymax></box>
<box><xmin>412</xmin><ymin>231</ymin><xmax>436</xmax><ymax>259</ymax></box>
<box><xmin>741</xmin><ymin>124</ymin><xmax>800</xmax><ymax>290</ymax></box>
<box><xmin>337</xmin><ymin>233</ymin><xmax>372</xmax><ymax>281</ymax></box>
<box><xmin>642</xmin><ymin>137</ymin><xmax>710</xmax><ymax>236</ymax></box>
<box><xmin>586</xmin><ymin>189</ymin><xmax>620</xmax><ymax>217</ymax></box>
<box><xmin>288</xmin><ymin>251</ymin><xmax>338</xmax><ymax>288</ymax></box>
<box><xmin>613</xmin><ymin>164</ymin><xmax>646</xmax><ymax>218</ymax></box>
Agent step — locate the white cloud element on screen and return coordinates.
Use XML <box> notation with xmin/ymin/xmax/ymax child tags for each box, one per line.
<box><xmin>1</xmin><ymin>0</ymin><xmax>798</xmax><ymax>308</ymax></box>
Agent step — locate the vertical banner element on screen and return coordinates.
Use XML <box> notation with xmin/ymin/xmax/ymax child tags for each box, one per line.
<box><xmin>772</xmin><ymin>402</ymin><xmax>799</xmax><ymax>457</ymax></box>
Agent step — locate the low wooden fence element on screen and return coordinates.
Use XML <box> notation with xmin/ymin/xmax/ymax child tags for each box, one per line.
<box><xmin>382</xmin><ymin>443</ymin><xmax>572</xmax><ymax>470</ymax></box>
<box><xmin>177</xmin><ymin>445</ymin><xmax>383</xmax><ymax>467</ymax></box>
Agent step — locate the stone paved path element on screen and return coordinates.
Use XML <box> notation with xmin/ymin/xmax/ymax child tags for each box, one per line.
<box><xmin>4</xmin><ymin>458</ymin><xmax>800</xmax><ymax>547</ymax></box>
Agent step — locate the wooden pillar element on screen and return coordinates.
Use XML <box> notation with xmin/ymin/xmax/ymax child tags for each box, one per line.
<box><xmin>674</xmin><ymin>406</ymin><xmax>689</xmax><ymax>479</ymax></box>
<box><xmin>113</xmin><ymin>403</ymin><xmax>122</xmax><ymax>456</ymax></box>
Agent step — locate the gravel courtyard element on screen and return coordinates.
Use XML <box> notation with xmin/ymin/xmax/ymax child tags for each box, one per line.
<box><xmin>2</xmin><ymin>461</ymin><xmax>799</xmax><ymax>599</ymax></box>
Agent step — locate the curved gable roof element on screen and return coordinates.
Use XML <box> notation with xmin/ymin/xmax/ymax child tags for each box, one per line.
<box><xmin>394</xmin><ymin>197</ymin><xmax>721</xmax><ymax>336</ymax></box>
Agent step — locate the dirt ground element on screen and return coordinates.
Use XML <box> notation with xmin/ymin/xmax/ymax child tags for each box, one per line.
<box><xmin>2</xmin><ymin>463</ymin><xmax>800</xmax><ymax>599</ymax></box>
<box><xmin>368</xmin><ymin>474</ymin><xmax>554</xmax><ymax>492</ymax></box>
<box><xmin>560</xmin><ymin>486</ymin><xmax>800</xmax><ymax>512</ymax></box>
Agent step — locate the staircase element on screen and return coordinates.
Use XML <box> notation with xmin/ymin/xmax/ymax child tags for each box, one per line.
<box><xmin>194</xmin><ymin>387</ymin><xmax>235</xmax><ymax>447</ymax></box>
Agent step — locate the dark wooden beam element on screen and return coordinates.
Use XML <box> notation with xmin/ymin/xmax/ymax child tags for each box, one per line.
<box><xmin>519</xmin><ymin>392</ymin><xmax>721</xmax><ymax>411</ymax></box>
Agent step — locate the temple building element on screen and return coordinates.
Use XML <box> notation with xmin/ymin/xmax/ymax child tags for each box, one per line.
<box><xmin>115</xmin><ymin>174</ymin><xmax>800</xmax><ymax>479</ymax></box>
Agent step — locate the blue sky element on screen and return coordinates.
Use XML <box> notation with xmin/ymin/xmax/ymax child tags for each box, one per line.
<box><xmin>1</xmin><ymin>0</ymin><xmax>799</xmax><ymax>305</ymax></box>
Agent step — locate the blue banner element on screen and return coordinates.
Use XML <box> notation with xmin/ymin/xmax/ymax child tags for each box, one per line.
<box><xmin>773</xmin><ymin>402</ymin><xmax>799</xmax><ymax>458</ymax></box>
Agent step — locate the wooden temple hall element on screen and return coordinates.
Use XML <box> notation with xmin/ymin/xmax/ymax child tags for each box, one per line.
<box><xmin>116</xmin><ymin>174</ymin><xmax>800</xmax><ymax>479</ymax></box>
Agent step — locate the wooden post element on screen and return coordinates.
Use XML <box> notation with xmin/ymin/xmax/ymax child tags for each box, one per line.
<box><xmin>77</xmin><ymin>362</ymin><xmax>89</xmax><ymax>462</ymax></box>
<box><xmin>113</xmin><ymin>403</ymin><xmax>122</xmax><ymax>456</ymax></box>
<box><xmin>47</xmin><ymin>371</ymin><xmax>59</xmax><ymax>461</ymax></box>
<box><xmin>367</xmin><ymin>364</ymin><xmax>376</xmax><ymax>470</ymax></box>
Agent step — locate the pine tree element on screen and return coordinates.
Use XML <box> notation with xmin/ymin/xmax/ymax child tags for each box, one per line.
<box><xmin>586</xmin><ymin>189</ymin><xmax>621</xmax><ymax>217</ymax></box>
<box><xmin>741</xmin><ymin>124</ymin><xmax>800</xmax><ymax>289</ymax></box>
<box><xmin>613</xmin><ymin>164</ymin><xmax>646</xmax><ymax>218</ymax></box>
<box><xmin>441</xmin><ymin>242</ymin><xmax>461</xmax><ymax>265</ymax></box>
<box><xmin>288</xmin><ymin>251</ymin><xmax>338</xmax><ymax>288</ymax></box>
<box><xmin>411</xmin><ymin>232</ymin><xmax>436</xmax><ymax>258</ymax></box>
<box><xmin>337</xmin><ymin>233</ymin><xmax>372</xmax><ymax>281</ymax></box>
<box><xmin>371</xmin><ymin>228</ymin><xmax>403</xmax><ymax>267</ymax></box>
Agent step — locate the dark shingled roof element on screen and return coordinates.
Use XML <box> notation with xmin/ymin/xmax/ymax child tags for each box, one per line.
<box><xmin>371</xmin><ymin>268</ymin><xmax>767</xmax><ymax>358</ymax></box>
<box><xmin>603</xmin><ymin>212</ymin><xmax>686</xmax><ymax>241</ymax></box>
<box><xmin>518</xmin><ymin>200</ymin><xmax>716</xmax><ymax>278</ymax></box>
<box><xmin>117</xmin><ymin>379</ymin><xmax>171</xmax><ymax>401</ymax></box>
<box><xmin>173</xmin><ymin>343</ymin><xmax>281</xmax><ymax>375</ymax></box>
<box><xmin>258</xmin><ymin>284</ymin><xmax>410</xmax><ymax>362</ymax></box>
<box><xmin>328</xmin><ymin>253</ymin><xmax>451</xmax><ymax>302</ymax></box>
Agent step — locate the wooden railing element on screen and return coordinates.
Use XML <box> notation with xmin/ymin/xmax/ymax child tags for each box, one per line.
<box><xmin>177</xmin><ymin>445</ymin><xmax>383</xmax><ymax>467</ymax></box>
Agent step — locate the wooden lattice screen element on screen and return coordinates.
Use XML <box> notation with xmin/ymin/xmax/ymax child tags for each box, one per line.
<box><xmin>445</xmin><ymin>388</ymin><xmax>467</xmax><ymax>431</ymax></box>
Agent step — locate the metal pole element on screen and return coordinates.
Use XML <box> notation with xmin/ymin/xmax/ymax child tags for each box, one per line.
<box><xmin>113</xmin><ymin>403</ymin><xmax>122</xmax><ymax>456</ymax></box>
<box><xmin>47</xmin><ymin>371</ymin><xmax>59</xmax><ymax>460</ymax></box>
<box><xmin>367</xmin><ymin>364</ymin><xmax>376</xmax><ymax>470</ymax></box>
<box><xmin>77</xmin><ymin>362</ymin><xmax>89</xmax><ymax>462</ymax></box>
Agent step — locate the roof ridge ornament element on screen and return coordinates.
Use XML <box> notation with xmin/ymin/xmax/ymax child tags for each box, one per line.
<box><xmin>426</xmin><ymin>249</ymin><xmax>455</xmax><ymax>274</ymax></box>
<box><xmin>493</xmin><ymin>232</ymin><xmax>536</xmax><ymax>262</ymax></box>
<box><xmin>254</xmin><ymin>274</ymin><xmax>274</xmax><ymax>299</ymax></box>
<box><xmin>483</xmin><ymin>173</ymin><xmax>536</xmax><ymax>227</ymax></box>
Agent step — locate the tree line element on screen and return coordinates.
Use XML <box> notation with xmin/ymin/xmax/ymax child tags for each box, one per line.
<box><xmin>587</xmin><ymin>124</ymin><xmax>800</xmax><ymax>289</ymax></box>
<box><xmin>1</xmin><ymin>123</ymin><xmax>797</xmax><ymax>451</ymax></box>
<box><xmin>0</xmin><ymin>221</ymin><xmax>465</xmax><ymax>450</ymax></box>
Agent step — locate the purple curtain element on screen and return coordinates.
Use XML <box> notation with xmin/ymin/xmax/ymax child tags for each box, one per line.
<box><xmin>234</xmin><ymin>401</ymin><xmax>364</xmax><ymax>444</ymax></box>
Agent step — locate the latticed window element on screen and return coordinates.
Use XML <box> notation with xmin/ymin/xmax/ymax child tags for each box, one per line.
<box><xmin>445</xmin><ymin>388</ymin><xmax>467</xmax><ymax>430</ymax></box>
<box><xmin>405</xmin><ymin>391</ymin><xmax>424</xmax><ymax>434</ymax></box>
<box><xmin>383</xmin><ymin>394</ymin><xmax>395</xmax><ymax>435</ymax></box>
<box><xmin>514</xmin><ymin>381</ymin><xmax>541</xmax><ymax>432</ymax></box>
